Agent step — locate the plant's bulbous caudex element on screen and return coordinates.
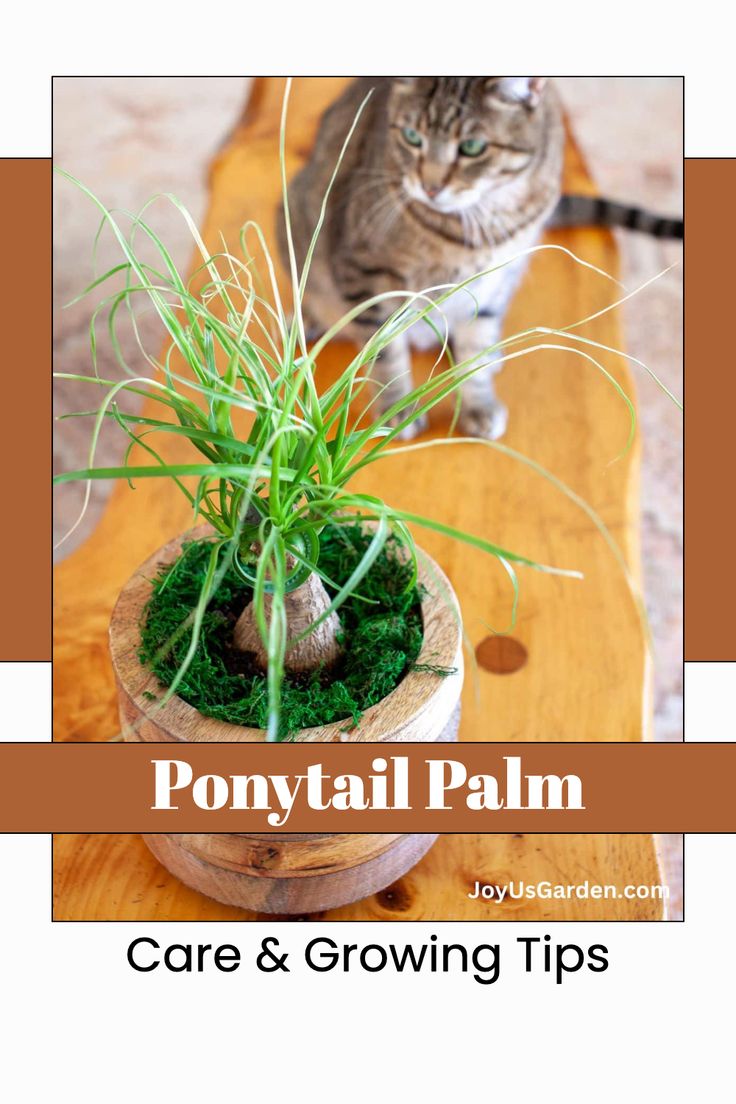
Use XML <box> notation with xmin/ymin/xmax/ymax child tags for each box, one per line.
<box><xmin>234</xmin><ymin>571</ymin><xmax>342</xmax><ymax>673</ymax></box>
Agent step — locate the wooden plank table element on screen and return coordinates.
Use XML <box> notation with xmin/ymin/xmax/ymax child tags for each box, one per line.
<box><xmin>54</xmin><ymin>78</ymin><xmax>665</xmax><ymax>920</ymax></box>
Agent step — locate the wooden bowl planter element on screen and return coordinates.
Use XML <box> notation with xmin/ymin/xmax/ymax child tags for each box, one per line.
<box><xmin>109</xmin><ymin>528</ymin><xmax>463</xmax><ymax>914</ymax></box>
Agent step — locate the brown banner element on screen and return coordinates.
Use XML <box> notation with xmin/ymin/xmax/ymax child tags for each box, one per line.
<box><xmin>684</xmin><ymin>159</ymin><xmax>734</xmax><ymax>660</ymax></box>
<box><xmin>0</xmin><ymin>160</ymin><xmax>51</xmax><ymax>661</ymax></box>
<box><xmin>0</xmin><ymin>742</ymin><xmax>733</xmax><ymax>832</ymax></box>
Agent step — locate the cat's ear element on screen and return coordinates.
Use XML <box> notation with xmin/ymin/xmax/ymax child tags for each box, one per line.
<box><xmin>487</xmin><ymin>77</ymin><xmax>548</xmax><ymax>109</ymax></box>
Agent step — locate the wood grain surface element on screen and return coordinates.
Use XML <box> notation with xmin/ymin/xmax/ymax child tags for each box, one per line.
<box><xmin>53</xmin><ymin>77</ymin><xmax>666</xmax><ymax>921</ymax></box>
<box><xmin>54</xmin><ymin>832</ymin><xmax>665</xmax><ymax>921</ymax></box>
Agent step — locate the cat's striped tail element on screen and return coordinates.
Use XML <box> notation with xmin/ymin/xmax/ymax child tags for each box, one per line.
<box><xmin>550</xmin><ymin>194</ymin><xmax>683</xmax><ymax>240</ymax></box>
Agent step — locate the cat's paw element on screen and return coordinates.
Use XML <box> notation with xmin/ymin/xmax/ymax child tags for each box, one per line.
<box><xmin>458</xmin><ymin>401</ymin><xmax>508</xmax><ymax>440</ymax></box>
<box><xmin>386</xmin><ymin>411</ymin><xmax>430</xmax><ymax>440</ymax></box>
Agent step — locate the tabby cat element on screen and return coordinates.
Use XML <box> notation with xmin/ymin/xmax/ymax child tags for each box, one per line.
<box><xmin>282</xmin><ymin>77</ymin><xmax>681</xmax><ymax>440</ymax></box>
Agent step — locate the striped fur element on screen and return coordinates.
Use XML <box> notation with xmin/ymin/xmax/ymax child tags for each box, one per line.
<box><xmin>551</xmin><ymin>194</ymin><xmax>683</xmax><ymax>239</ymax></box>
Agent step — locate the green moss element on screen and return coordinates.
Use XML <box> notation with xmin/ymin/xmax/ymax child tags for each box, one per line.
<box><xmin>139</xmin><ymin>523</ymin><xmax>445</xmax><ymax>739</ymax></box>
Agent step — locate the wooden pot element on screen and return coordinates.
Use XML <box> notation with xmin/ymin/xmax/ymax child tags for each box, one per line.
<box><xmin>109</xmin><ymin>528</ymin><xmax>463</xmax><ymax>914</ymax></box>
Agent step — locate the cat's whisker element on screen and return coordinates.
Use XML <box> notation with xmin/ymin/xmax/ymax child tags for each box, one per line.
<box><xmin>459</xmin><ymin>208</ymin><xmax>471</xmax><ymax>247</ymax></box>
<box><xmin>371</xmin><ymin>201</ymin><xmax>397</xmax><ymax>243</ymax></box>
<box><xmin>360</xmin><ymin>186</ymin><xmax>407</xmax><ymax>243</ymax></box>
<box><xmin>356</xmin><ymin>191</ymin><xmax>398</xmax><ymax>240</ymax></box>
<box><xmin>375</xmin><ymin>192</ymin><xmax>409</xmax><ymax>245</ymax></box>
<box><xmin>344</xmin><ymin>177</ymin><xmax>396</xmax><ymax>199</ymax></box>
<box><xmin>470</xmin><ymin>206</ymin><xmax>490</xmax><ymax>248</ymax></box>
<box><xmin>332</xmin><ymin>178</ymin><xmax>387</xmax><ymax>214</ymax></box>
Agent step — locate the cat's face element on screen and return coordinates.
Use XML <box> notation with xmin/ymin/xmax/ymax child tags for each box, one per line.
<box><xmin>387</xmin><ymin>77</ymin><xmax>549</xmax><ymax>213</ymax></box>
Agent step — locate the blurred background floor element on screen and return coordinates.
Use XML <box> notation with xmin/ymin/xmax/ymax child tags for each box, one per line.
<box><xmin>53</xmin><ymin>77</ymin><xmax>683</xmax><ymax>916</ymax></box>
<box><xmin>556</xmin><ymin>78</ymin><xmax>683</xmax><ymax>750</ymax></box>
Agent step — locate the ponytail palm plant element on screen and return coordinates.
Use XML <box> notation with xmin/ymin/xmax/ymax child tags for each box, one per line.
<box><xmin>54</xmin><ymin>82</ymin><xmax>675</xmax><ymax>740</ymax></box>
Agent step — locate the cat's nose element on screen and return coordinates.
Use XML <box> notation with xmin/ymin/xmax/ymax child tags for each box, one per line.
<box><xmin>425</xmin><ymin>184</ymin><xmax>442</xmax><ymax>199</ymax></box>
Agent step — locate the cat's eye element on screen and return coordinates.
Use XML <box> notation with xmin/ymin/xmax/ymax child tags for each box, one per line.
<box><xmin>401</xmin><ymin>126</ymin><xmax>423</xmax><ymax>148</ymax></box>
<box><xmin>459</xmin><ymin>137</ymin><xmax>488</xmax><ymax>158</ymax></box>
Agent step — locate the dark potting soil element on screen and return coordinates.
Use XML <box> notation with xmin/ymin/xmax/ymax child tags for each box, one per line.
<box><xmin>139</xmin><ymin>523</ymin><xmax>447</xmax><ymax>739</ymax></box>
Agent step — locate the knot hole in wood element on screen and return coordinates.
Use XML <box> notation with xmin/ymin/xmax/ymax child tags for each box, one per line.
<box><xmin>475</xmin><ymin>636</ymin><xmax>528</xmax><ymax>674</ymax></box>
